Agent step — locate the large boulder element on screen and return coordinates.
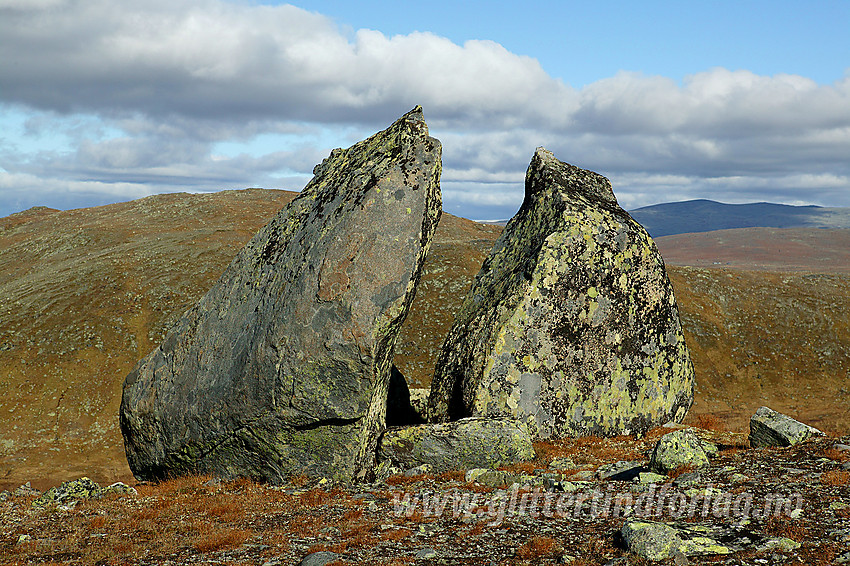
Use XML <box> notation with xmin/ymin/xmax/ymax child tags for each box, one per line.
<box><xmin>428</xmin><ymin>148</ymin><xmax>693</xmax><ymax>438</ymax></box>
<box><xmin>120</xmin><ymin>107</ymin><xmax>442</xmax><ymax>483</ymax></box>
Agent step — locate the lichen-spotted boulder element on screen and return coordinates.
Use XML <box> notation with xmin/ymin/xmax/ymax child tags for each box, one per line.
<box><xmin>428</xmin><ymin>148</ymin><xmax>693</xmax><ymax>438</ymax></box>
<box><xmin>120</xmin><ymin>107</ymin><xmax>442</xmax><ymax>483</ymax></box>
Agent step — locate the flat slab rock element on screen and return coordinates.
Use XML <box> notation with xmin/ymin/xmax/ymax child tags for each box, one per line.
<box><xmin>120</xmin><ymin>107</ymin><xmax>442</xmax><ymax>483</ymax></box>
<box><xmin>749</xmin><ymin>406</ymin><xmax>824</xmax><ymax>448</ymax></box>
<box><xmin>377</xmin><ymin>417</ymin><xmax>535</xmax><ymax>473</ymax></box>
<box><xmin>428</xmin><ymin>148</ymin><xmax>694</xmax><ymax>438</ymax></box>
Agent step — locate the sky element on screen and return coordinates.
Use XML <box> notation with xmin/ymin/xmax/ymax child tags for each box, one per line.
<box><xmin>0</xmin><ymin>0</ymin><xmax>848</xmax><ymax>221</ymax></box>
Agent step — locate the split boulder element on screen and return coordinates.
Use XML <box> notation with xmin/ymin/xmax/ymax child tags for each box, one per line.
<box><xmin>428</xmin><ymin>148</ymin><xmax>694</xmax><ymax>438</ymax></box>
<box><xmin>120</xmin><ymin>107</ymin><xmax>442</xmax><ymax>483</ymax></box>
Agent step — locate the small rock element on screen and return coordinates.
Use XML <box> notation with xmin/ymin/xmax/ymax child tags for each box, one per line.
<box><xmin>829</xmin><ymin>501</ymin><xmax>849</xmax><ymax>511</ymax></box>
<box><xmin>571</xmin><ymin>470</ymin><xmax>596</xmax><ymax>481</ymax></box>
<box><xmin>842</xmin><ymin>461</ymin><xmax>850</xmax><ymax>471</ymax></box>
<box><xmin>756</xmin><ymin>537</ymin><xmax>801</xmax><ymax>553</ymax></box>
<box><xmin>16</xmin><ymin>534</ymin><xmax>32</xmax><ymax>545</ymax></box>
<box><xmin>414</xmin><ymin>547</ymin><xmax>437</xmax><ymax>559</ymax></box>
<box><xmin>298</xmin><ymin>551</ymin><xmax>340</xmax><ymax>566</ymax></box>
<box><xmin>33</xmin><ymin>477</ymin><xmax>102</xmax><ymax>509</ymax></box>
<box><xmin>649</xmin><ymin>430</ymin><xmax>716</xmax><ymax>474</ymax></box>
<box><xmin>638</xmin><ymin>472</ymin><xmax>668</xmax><ymax>484</ymax></box>
<box><xmin>673</xmin><ymin>471</ymin><xmax>701</xmax><ymax>488</ymax></box>
<box><xmin>749</xmin><ymin>406</ymin><xmax>824</xmax><ymax>448</ymax></box>
<box><xmin>403</xmin><ymin>464</ymin><xmax>431</xmax><ymax>477</ymax></box>
<box><xmin>620</xmin><ymin>521</ymin><xmax>684</xmax><ymax>561</ymax></box>
<box><xmin>730</xmin><ymin>473</ymin><xmax>749</xmax><ymax>484</ymax></box>
<box><xmin>836</xmin><ymin>552</ymin><xmax>850</xmax><ymax>565</ymax></box>
<box><xmin>550</xmin><ymin>457</ymin><xmax>578</xmax><ymax>471</ymax></box>
<box><xmin>833</xmin><ymin>443</ymin><xmax>850</xmax><ymax>452</ymax></box>
<box><xmin>101</xmin><ymin>482</ymin><xmax>137</xmax><ymax>496</ymax></box>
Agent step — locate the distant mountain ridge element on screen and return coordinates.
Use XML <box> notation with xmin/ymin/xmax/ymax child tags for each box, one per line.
<box><xmin>629</xmin><ymin>199</ymin><xmax>850</xmax><ymax>237</ymax></box>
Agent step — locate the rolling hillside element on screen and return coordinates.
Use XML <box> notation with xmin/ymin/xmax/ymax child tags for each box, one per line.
<box><xmin>630</xmin><ymin>199</ymin><xmax>850</xmax><ymax>237</ymax></box>
<box><xmin>1</xmin><ymin>190</ymin><xmax>848</xmax><ymax>490</ymax></box>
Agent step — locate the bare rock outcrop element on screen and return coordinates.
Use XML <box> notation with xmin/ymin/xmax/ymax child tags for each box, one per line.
<box><xmin>428</xmin><ymin>148</ymin><xmax>693</xmax><ymax>438</ymax></box>
<box><xmin>120</xmin><ymin>107</ymin><xmax>442</xmax><ymax>483</ymax></box>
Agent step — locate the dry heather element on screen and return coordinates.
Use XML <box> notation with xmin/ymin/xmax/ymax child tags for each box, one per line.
<box><xmin>2</xmin><ymin>433</ymin><xmax>849</xmax><ymax>565</ymax></box>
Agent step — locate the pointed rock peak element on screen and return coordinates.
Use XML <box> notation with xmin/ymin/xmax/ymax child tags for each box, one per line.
<box><xmin>526</xmin><ymin>147</ymin><xmax>617</xmax><ymax>206</ymax></box>
<box><xmin>398</xmin><ymin>105</ymin><xmax>428</xmax><ymax>134</ymax></box>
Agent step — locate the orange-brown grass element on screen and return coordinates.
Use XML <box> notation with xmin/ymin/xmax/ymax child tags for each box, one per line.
<box><xmin>385</xmin><ymin>474</ymin><xmax>428</xmax><ymax>486</ymax></box>
<box><xmin>822</xmin><ymin>447</ymin><xmax>850</xmax><ymax>462</ymax></box>
<box><xmin>691</xmin><ymin>413</ymin><xmax>727</xmax><ymax>432</ymax></box>
<box><xmin>515</xmin><ymin>536</ymin><xmax>561</xmax><ymax>559</ymax></box>
<box><xmin>381</xmin><ymin>527</ymin><xmax>412</xmax><ymax>542</ymax></box>
<box><xmin>435</xmin><ymin>469</ymin><xmax>465</xmax><ymax>482</ymax></box>
<box><xmin>193</xmin><ymin>526</ymin><xmax>253</xmax><ymax>553</ymax></box>
<box><xmin>762</xmin><ymin>515</ymin><xmax>809</xmax><ymax>540</ymax></box>
<box><xmin>820</xmin><ymin>470</ymin><xmax>850</xmax><ymax>486</ymax></box>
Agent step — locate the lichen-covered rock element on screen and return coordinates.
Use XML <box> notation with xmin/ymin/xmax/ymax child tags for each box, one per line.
<box><xmin>649</xmin><ymin>429</ymin><xmax>717</xmax><ymax>474</ymax></box>
<box><xmin>31</xmin><ymin>477</ymin><xmax>135</xmax><ymax>508</ymax></box>
<box><xmin>377</xmin><ymin>417</ymin><xmax>535</xmax><ymax>472</ymax></box>
<box><xmin>749</xmin><ymin>406</ymin><xmax>824</xmax><ymax>448</ymax></box>
<box><xmin>621</xmin><ymin>520</ymin><xmax>752</xmax><ymax>560</ymax></box>
<box><xmin>121</xmin><ymin>107</ymin><xmax>442</xmax><ymax>483</ymax></box>
<box><xmin>428</xmin><ymin>148</ymin><xmax>693</xmax><ymax>438</ymax></box>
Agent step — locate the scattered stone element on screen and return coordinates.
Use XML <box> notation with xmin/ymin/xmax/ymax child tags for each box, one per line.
<box><xmin>101</xmin><ymin>482</ymin><xmax>137</xmax><ymax>496</ymax></box>
<box><xmin>836</xmin><ymin>552</ymin><xmax>850</xmax><ymax>565</ymax></box>
<box><xmin>549</xmin><ymin>457</ymin><xmax>578</xmax><ymax>471</ymax></box>
<box><xmin>749</xmin><ymin>406</ymin><xmax>824</xmax><ymax>448</ymax></box>
<box><xmin>729</xmin><ymin>473</ymin><xmax>749</xmax><ymax>484</ymax></box>
<box><xmin>620</xmin><ymin>520</ymin><xmax>755</xmax><ymax>560</ymax></box>
<box><xmin>571</xmin><ymin>470</ymin><xmax>596</xmax><ymax>481</ymax></box>
<box><xmin>756</xmin><ymin>537</ymin><xmax>801</xmax><ymax>553</ymax></box>
<box><xmin>597</xmin><ymin>460</ymin><xmax>646</xmax><ymax>481</ymax></box>
<box><xmin>428</xmin><ymin>148</ymin><xmax>694</xmax><ymax>438</ymax></box>
<box><xmin>638</xmin><ymin>472</ymin><xmax>668</xmax><ymax>484</ymax></box>
<box><xmin>16</xmin><ymin>534</ymin><xmax>31</xmax><ymax>545</ymax></box>
<box><xmin>649</xmin><ymin>430</ymin><xmax>716</xmax><ymax>474</ymax></box>
<box><xmin>378</xmin><ymin>417</ymin><xmax>535</xmax><ymax>473</ymax></box>
<box><xmin>833</xmin><ymin>443</ymin><xmax>850</xmax><ymax>452</ymax></box>
<box><xmin>298</xmin><ymin>551</ymin><xmax>340</xmax><ymax>566</ymax></box>
<box><xmin>673</xmin><ymin>471</ymin><xmax>701</xmax><ymax>488</ymax></box>
<box><xmin>121</xmin><ymin>107</ymin><xmax>442</xmax><ymax>483</ymax></box>
<box><xmin>30</xmin><ymin>477</ymin><xmax>133</xmax><ymax>509</ymax></box>
<box><xmin>414</xmin><ymin>548</ymin><xmax>438</xmax><ymax>559</ymax></box>
<box><xmin>403</xmin><ymin>464</ymin><xmax>431</xmax><ymax>477</ymax></box>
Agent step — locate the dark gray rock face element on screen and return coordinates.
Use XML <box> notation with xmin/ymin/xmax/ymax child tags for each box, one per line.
<box><xmin>749</xmin><ymin>406</ymin><xmax>824</xmax><ymax>448</ymax></box>
<box><xmin>120</xmin><ymin>107</ymin><xmax>442</xmax><ymax>483</ymax></box>
<box><xmin>428</xmin><ymin>148</ymin><xmax>693</xmax><ymax>438</ymax></box>
<box><xmin>377</xmin><ymin>417</ymin><xmax>535</xmax><ymax>473</ymax></box>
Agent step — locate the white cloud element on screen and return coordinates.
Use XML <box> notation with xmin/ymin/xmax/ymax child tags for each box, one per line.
<box><xmin>0</xmin><ymin>0</ymin><xmax>848</xmax><ymax>219</ymax></box>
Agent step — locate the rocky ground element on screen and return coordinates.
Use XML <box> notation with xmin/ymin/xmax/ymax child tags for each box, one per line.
<box><xmin>1</xmin><ymin>424</ymin><xmax>849</xmax><ymax>565</ymax></box>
